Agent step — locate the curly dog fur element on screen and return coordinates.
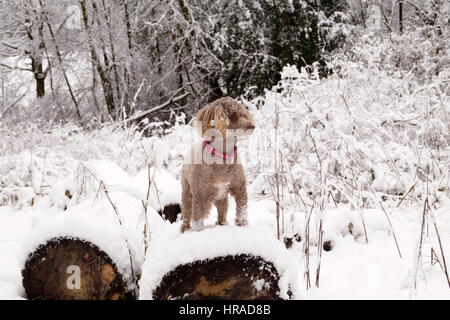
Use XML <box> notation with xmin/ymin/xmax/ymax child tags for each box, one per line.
<box><xmin>180</xmin><ymin>97</ymin><xmax>255</xmax><ymax>232</ymax></box>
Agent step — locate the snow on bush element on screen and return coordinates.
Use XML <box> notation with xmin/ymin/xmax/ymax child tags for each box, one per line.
<box><xmin>0</xmin><ymin>120</ymin><xmax>189</xmax><ymax>209</ymax></box>
<box><xmin>75</xmin><ymin>160</ymin><xmax>181</xmax><ymax>211</ymax></box>
<box><xmin>241</xmin><ymin>54</ymin><xmax>448</xmax><ymax>216</ymax></box>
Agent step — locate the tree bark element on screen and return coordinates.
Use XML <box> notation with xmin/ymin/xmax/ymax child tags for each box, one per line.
<box><xmin>121</xmin><ymin>0</ymin><xmax>133</xmax><ymax>115</ymax></box>
<box><xmin>101</xmin><ymin>0</ymin><xmax>123</xmax><ymax>115</ymax></box>
<box><xmin>25</xmin><ymin>2</ymin><xmax>47</xmax><ymax>98</ymax></box>
<box><xmin>399</xmin><ymin>1</ymin><xmax>403</xmax><ymax>34</ymax></box>
<box><xmin>80</xmin><ymin>0</ymin><xmax>116</xmax><ymax>117</ymax></box>
<box><xmin>40</xmin><ymin>0</ymin><xmax>82</xmax><ymax>120</ymax></box>
<box><xmin>32</xmin><ymin>56</ymin><xmax>46</xmax><ymax>98</ymax></box>
<box><xmin>122</xmin><ymin>0</ymin><xmax>133</xmax><ymax>52</ymax></box>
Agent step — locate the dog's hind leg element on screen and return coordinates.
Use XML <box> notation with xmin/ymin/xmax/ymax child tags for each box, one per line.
<box><xmin>215</xmin><ymin>198</ymin><xmax>229</xmax><ymax>226</ymax></box>
<box><xmin>181</xmin><ymin>177</ymin><xmax>193</xmax><ymax>233</ymax></box>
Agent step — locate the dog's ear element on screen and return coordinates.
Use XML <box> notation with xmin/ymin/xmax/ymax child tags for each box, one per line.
<box><xmin>194</xmin><ymin>103</ymin><xmax>228</xmax><ymax>139</ymax></box>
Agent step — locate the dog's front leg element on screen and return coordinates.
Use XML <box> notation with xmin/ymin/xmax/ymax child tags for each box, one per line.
<box><xmin>181</xmin><ymin>177</ymin><xmax>193</xmax><ymax>233</ymax></box>
<box><xmin>192</xmin><ymin>197</ymin><xmax>212</xmax><ymax>231</ymax></box>
<box><xmin>231</xmin><ymin>177</ymin><xmax>249</xmax><ymax>227</ymax></box>
<box><xmin>215</xmin><ymin>198</ymin><xmax>229</xmax><ymax>226</ymax></box>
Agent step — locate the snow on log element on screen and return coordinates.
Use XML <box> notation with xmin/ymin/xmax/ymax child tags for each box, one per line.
<box><xmin>19</xmin><ymin>190</ymin><xmax>167</xmax><ymax>300</ymax></box>
<box><xmin>153</xmin><ymin>254</ymin><xmax>281</xmax><ymax>300</ymax></box>
<box><xmin>22</xmin><ymin>238</ymin><xmax>128</xmax><ymax>300</ymax></box>
<box><xmin>139</xmin><ymin>227</ymin><xmax>299</xmax><ymax>300</ymax></box>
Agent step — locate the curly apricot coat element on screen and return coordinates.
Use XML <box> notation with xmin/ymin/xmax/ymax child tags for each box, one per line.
<box><xmin>180</xmin><ymin>97</ymin><xmax>255</xmax><ymax>232</ymax></box>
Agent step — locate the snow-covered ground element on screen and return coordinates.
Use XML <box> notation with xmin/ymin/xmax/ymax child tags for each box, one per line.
<box><xmin>0</xmin><ymin>62</ymin><xmax>448</xmax><ymax>299</ymax></box>
<box><xmin>0</xmin><ymin>159</ymin><xmax>448</xmax><ymax>299</ymax></box>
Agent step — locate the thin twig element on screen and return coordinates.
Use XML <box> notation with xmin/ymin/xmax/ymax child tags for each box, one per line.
<box><xmin>396</xmin><ymin>181</ymin><xmax>418</xmax><ymax>208</ymax></box>
<box><xmin>78</xmin><ymin>163</ymin><xmax>137</xmax><ymax>296</ymax></box>
<box><xmin>378</xmin><ymin>199</ymin><xmax>402</xmax><ymax>258</ymax></box>
<box><xmin>123</xmin><ymin>92</ymin><xmax>190</xmax><ymax>123</ymax></box>
<box><xmin>432</xmin><ymin>217</ymin><xmax>450</xmax><ymax>288</ymax></box>
<box><xmin>412</xmin><ymin>199</ymin><xmax>428</xmax><ymax>294</ymax></box>
<box><xmin>315</xmin><ymin>218</ymin><xmax>323</xmax><ymax>288</ymax></box>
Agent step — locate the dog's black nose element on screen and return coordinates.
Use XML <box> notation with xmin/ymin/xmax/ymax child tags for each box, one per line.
<box><xmin>247</xmin><ymin>124</ymin><xmax>255</xmax><ymax>130</ymax></box>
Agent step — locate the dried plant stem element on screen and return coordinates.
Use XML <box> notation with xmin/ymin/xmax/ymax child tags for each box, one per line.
<box><xmin>396</xmin><ymin>181</ymin><xmax>418</xmax><ymax>208</ymax></box>
<box><xmin>360</xmin><ymin>211</ymin><xmax>369</xmax><ymax>244</ymax></box>
<box><xmin>274</xmin><ymin>102</ymin><xmax>281</xmax><ymax>240</ymax></box>
<box><xmin>431</xmin><ymin>247</ymin><xmax>444</xmax><ymax>270</ymax></box>
<box><xmin>78</xmin><ymin>163</ymin><xmax>137</xmax><ymax>295</ymax></box>
<box><xmin>369</xmin><ymin>186</ymin><xmax>402</xmax><ymax>258</ymax></box>
<box><xmin>432</xmin><ymin>219</ymin><xmax>450</xmax><ymax>288</ymax></box>
<box><xmin>315</xmin><ymin>218</ymin><xmax>323</xmax><ymax>288</ymax></box>
<box><xmin>304</xmin><ymin>205</ymin><xmax>314</xmax><ymax>290</ymax></box>
<box><xmin>378</xmin><ymin>200</ymin><xmax>402</xmax><ymax>258</ymax></box>
<box><xmin>141</xmin><ymin>164</ymin><xmax>152</xmax><ymax>256</ymax></box>
<box><xmin>281</xmin><ymin>154</ymin><xmax>285</xmax><ymax>236</ymax></box>
<box><xmin>412</xmin><ymin>199</ymin><xmax>428</xmax><ymax>293</ymax></box>
<box><xmin>101</xmin><ymin>181</ymin><xmax>136</xmax><ymax>296</ymax></box>
<box><xmin>306</xmin><ymin>125</ymin><xmax>322</xmax><ymax>172</ymax></box>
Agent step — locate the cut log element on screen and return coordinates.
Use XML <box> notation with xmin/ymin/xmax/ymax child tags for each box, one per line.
<box><xmin>158</xmin><ymin>203</ymin><xmax>181</xmax><ymax>223</ymax></box>
<box><xmin>153</xmin><ymin>254</ymin><xmax>281</xmax><ymax>300</ymax></box>
<box><xmin>22</xmin><ymin>237</ymin><xmax>129</xmax><ymax>300</ymax></box>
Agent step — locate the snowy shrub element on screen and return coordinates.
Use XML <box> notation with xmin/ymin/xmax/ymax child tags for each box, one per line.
<box><xmin>0</xmin><ymin>122</ymin><xmax>144</xmax><ymax>206</ymax></box>
<box><xmin>244</xmin><ymin>55</ymin><xmax>448</xmax><ymax>214</ymax></box>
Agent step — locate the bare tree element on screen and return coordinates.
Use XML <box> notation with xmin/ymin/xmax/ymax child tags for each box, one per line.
<box><xmin>0</xmin><ymin>0</ymin><xmax>49</xmax><ymax>98</ymax></box>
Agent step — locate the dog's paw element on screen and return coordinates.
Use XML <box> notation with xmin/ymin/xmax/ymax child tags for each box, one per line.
<box><xmin>191</xmin><ymin>219</ymin><xmax>205</xmax><ymax>232</ymax></box>
<box><xmin>235</xmin><ymin>206</ymin><xmax>248</xmax><ymax>226</ymax></box>
<box><xmin>216</xmin><ymin>220</ymin><xmax>229</xmax><ymax>226</ymax></box>
<box><xmin>235</xmin><ymin>218</ymin><xmax>248</xmax><ymax>227</ymax></box>
<box><xmin>180</xmin><ymin>222</ymin><xmax>191</xmax><ymax>233</ymax></box>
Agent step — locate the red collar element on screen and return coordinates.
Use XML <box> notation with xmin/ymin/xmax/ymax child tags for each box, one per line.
<box><xmin>203</xmin><ymin>141</ymin><xmax>237</xmax><ymax>161</ymax></box>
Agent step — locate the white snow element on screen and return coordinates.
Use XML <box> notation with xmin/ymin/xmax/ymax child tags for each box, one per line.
<box><xmin>18</xmin><ymin>190</ymin><xmax>166</xmax><ymax>288</ymax></box>
<box><xmin>81</xmin><ymin>160</ymin><xmax>181</xmax><ymax>210</ymax></box>
<box><xmin>0</xmin><ymin>56</ymin><xmax>448</xmax><ymax>300</ymax></box>
<box><xmin>139</xmin><ymin>225</ymin><xmax>299</xmax><ymax>300</ymax></box>
<box><xmin>1</xmin><ymin>185</ymin><xmax>448</xmax><ymax>299</ymax></box>
<box><xmin>253</xmin><ymin>278</ymin><xmax>269</xmax><ymax>292</ymax></box>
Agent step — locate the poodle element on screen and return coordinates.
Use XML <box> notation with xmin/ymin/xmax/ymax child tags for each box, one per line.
<box><xmin>180</xmin><ymin>97</ymin><xmax>255</xmax><ymax>232</ymax></box>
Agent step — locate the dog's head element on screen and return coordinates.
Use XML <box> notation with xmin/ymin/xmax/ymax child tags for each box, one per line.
<box><xmin>194</xmin><ymin>97</ymin><xmax>255</xmax><ymax>141</ymax></box>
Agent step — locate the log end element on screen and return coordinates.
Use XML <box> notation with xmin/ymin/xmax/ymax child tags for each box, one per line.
<box><xmin>22</xmin><ymin>237</ymin><xmax>130</xmax><ymax>300</ymax></box>
<box><xmin>153</xmin><ymin>254</ymin><xmax>281</xmax><ymax>300</ymax></box>
<box><xmin>158</xmin><ymin>203</ymin><xmax>181</xmax><ymax>223</ymax></box>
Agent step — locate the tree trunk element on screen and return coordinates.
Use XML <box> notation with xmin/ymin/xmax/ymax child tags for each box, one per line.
<box><xmin>91</xmin><ymin>0</ymin><xmax>117</xmax><ymax>117</ymax></box>
<box><xmin>101</xmin><ymin>0</ymin><xmax>123</xmax><ymax>116</ymax></box>
<box><xmin>41</xmin><ymin>2</ymin><xmax>82</xmax><ymax>120</ymax></box>
<box><xmin>26</xmin><ymin>0</ymin><xmax>47</xmax><ymax>98</ymax></box>
<box><xmin>33</xmin><ymin>62</ymin><xmax>45</xmax><ymax>98</ymax></box>
<box><xmin>80</xmin><ymin>0</ymin><xmax>116</xmax><ymax>117</ymax></box>
<box><xmin>122</xmin><ymin>0</ymin><xmax>133</xmax><ymax>52</ymax></box>
<box><xmin>153</xmin><ymin>254</ymin><xmax>282</xmax><ymax>300</ymax></box>
<box><xmin>22</xmin><ymin>237</ymin><xmax>129</xmax><ymax>300</ymax></box>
